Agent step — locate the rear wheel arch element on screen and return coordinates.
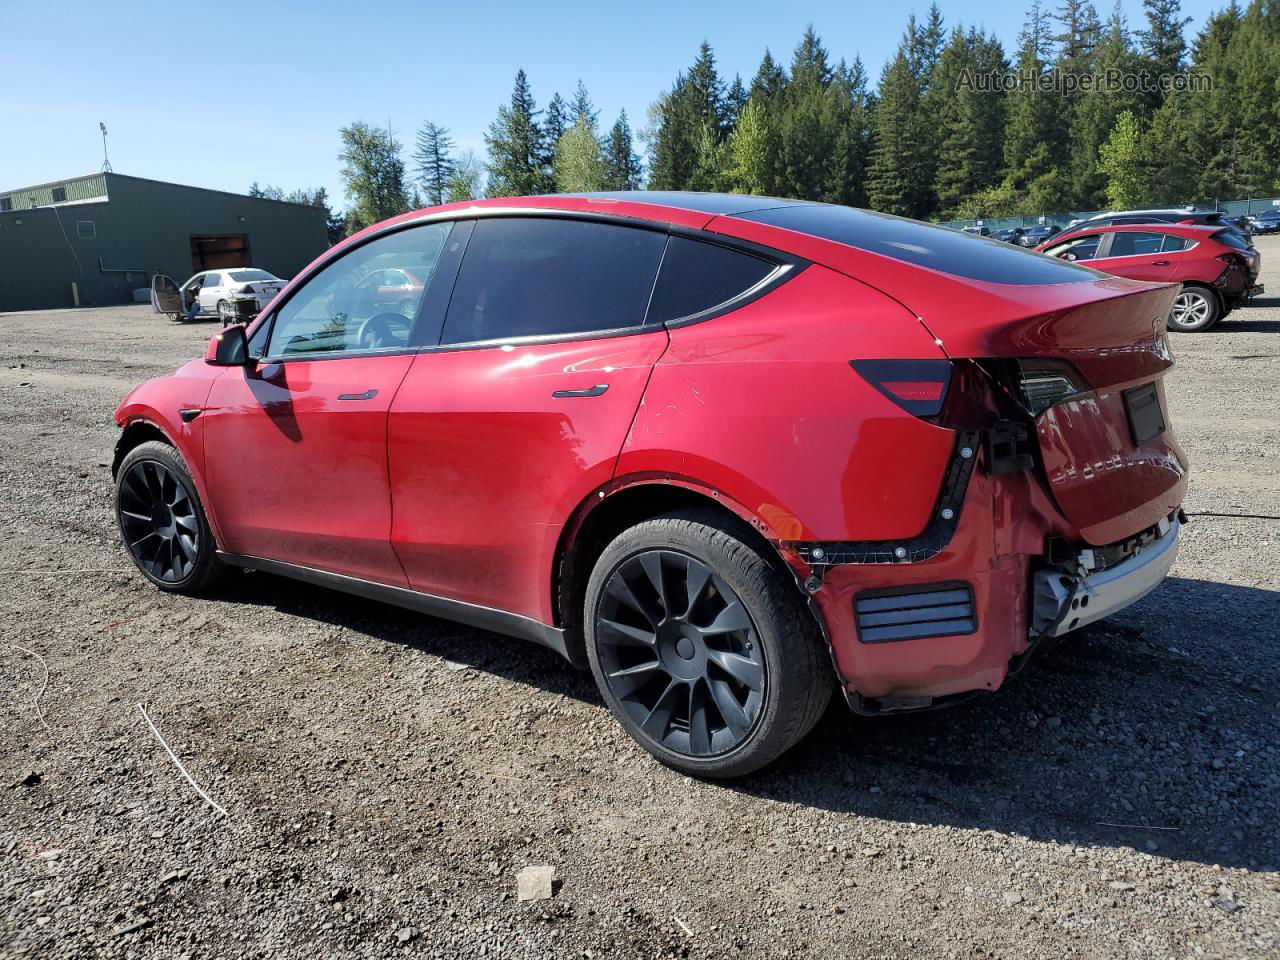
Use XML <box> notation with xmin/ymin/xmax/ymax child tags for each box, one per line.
<box><xmin>552</xmin><ymin>478</ymin><xmax>810</xmax><ymax>665</ymax></box>
<box><xmin>1169</xmin><ymin>282</ymin><xmax>1222</xmax><ymax>332</ymax></box>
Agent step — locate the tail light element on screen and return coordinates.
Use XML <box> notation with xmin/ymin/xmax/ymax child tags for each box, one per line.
<box><xmin>1012</xmin><ymin>359</ymin><xmax>1089</xmax><ymax>414</ymax></box>
<box><xmin>238</xmin><ymin>284</ymin><xmax>255</xmax><ymax>294</ymax></box>
<box><xmin>851</xmin><ymin>360</ymin><xmax>953</xmax><ymax>418</ymax></box>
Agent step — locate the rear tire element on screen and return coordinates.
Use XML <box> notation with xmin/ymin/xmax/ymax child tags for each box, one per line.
<box><xmin>115</xmin><ymin>440</ymin><xmax>227</xmax><ymax>595</ymax></box>
<box><xmin>1168</xmin><ymin>285</ymin><xmax>1220</xmax><ymax>332</ymax></box>
<box><xmin>217</xmin><ymin>300</ymin><xmax>232</xmax><ymax>326</ymax></box>
<box><xmin>584</xmin><ymin>508</ymin><xmax>832</xmax><ymax>778</ymax></box>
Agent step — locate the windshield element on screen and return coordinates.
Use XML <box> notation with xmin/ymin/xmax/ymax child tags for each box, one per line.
<box><xmin>229</xmin><ymin>269</ymin><xmax>278</xmax><ymax>282</ymax></box>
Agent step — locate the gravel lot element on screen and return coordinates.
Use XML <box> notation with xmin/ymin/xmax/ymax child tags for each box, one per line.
<box><xmin>3</xmin><ymin>240</ymin><xmax>1279</xmax><ymax>960</ymax></box>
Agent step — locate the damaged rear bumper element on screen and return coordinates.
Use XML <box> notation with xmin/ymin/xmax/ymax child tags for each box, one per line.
<box><xmin>1031</xmin><ymin>514</ymin><xmax>1181</xmax><ymax>638</ymax></box>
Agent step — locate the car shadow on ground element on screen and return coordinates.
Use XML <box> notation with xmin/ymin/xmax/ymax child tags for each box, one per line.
<box><xmin>1224</xmin><ymin>315</ymin><xmax>1280</xmax><ymax>332</ymax></box>
<box><xmin>220</xmin><ymin>572</ymin><xmax>1278</xmax><ymax>871</ymax></box>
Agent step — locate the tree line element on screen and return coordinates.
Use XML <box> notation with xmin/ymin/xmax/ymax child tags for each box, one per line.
<box><xmin>262</xmin><ymin>0</ymin><xmax>1280</xmax><ymax>239</ymax></box>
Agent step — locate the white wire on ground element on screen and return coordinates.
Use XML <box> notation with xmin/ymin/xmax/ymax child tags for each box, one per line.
<box><xmin>136</xmin><ymin>703</ymin><xmax>229</xmax><ymax>817</ymax></box>
<box><xmin>8</xmin><ymin>644</ymin><xmax>52</xmax><ymax>735</ymax></box>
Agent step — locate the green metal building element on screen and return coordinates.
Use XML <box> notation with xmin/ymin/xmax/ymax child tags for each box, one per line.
<box><xmin>0</xmin><ymin>173</ymin><xmax>330</xmax><ymax>312</ymax></box>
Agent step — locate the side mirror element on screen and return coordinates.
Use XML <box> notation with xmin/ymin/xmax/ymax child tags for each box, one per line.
<box><xmin>205</xmin><ymin>324</ymin><xmax>249</xmax><ymax>366</ymax></box>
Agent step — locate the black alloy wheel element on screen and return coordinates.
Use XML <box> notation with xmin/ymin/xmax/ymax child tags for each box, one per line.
<box><xmin>118</xmin><ymin>458</ymin><xmax>201</xmax><ymax>583</ymax></box>
<box><xmin>595</xmin><ymin>548</ymin><xmax>768</xmax><ymax>758</ymax></box>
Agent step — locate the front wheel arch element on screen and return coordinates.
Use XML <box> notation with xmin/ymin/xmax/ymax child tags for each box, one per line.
<box><xmin>113</xmin><ymin>419</ymin><xmax>175</xmax><ymax>477</ymax></box>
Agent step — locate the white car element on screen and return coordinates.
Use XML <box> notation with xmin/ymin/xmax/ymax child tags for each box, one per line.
<box><xmin>151</xmin><ymin>268</ymin><xmax>286</xmax><ymax>323</ymax></box>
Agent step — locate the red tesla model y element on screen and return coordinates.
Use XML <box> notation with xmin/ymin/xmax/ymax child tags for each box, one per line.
<box><xmin>113</xmin><ymin>193</ymin><xmax>1187</xmax><ymax>777</ymax></box>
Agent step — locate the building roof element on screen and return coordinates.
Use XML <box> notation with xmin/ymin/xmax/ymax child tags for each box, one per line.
<box><xmin>0</xmin><ymin>172</ymin><xmax>323</xmax><ymax>212</ymax></box>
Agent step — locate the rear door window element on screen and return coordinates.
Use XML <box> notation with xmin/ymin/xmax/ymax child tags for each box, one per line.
<box><xmin>441</xmin><ymin>218</ymin><xmax>666</xmax><ymax>344</ymax></box>
<box><xmin>646</xmin><ymin>237</ymin><xmax>776</xmax><ymax>324</ymax></box>
<box><xmin>1161</xmin><ymin>235</ymin><xmax>1190</xmax><ymax>252</ymax></box>
<box><xmin>1105</xmin><ymin>232</ymin><xmax>1165</xmax><ymax>257</ymax></box>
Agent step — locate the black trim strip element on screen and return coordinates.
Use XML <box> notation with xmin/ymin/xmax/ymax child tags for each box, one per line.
<box><xmin>217</xmin><ymin>552</ymin><xmax>581</xmax><ymax>666</ymax></box>
<box><xmin>791</xmin><ymin>430</ymin><xmax>981</xmax><ymax>566</ymax></box>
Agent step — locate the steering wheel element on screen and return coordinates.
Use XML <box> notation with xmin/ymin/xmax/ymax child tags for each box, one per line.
<box><xmin>355</xmin><ymin>312</ymin><xmax>405</xmax><ymax>350</ymax></box>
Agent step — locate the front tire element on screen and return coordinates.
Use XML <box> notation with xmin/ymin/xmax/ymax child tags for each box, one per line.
<box><xmin>1168</xmin><ymin>286</ymin><xmax>1220</xmax><ymax>332</ymax></box>
<box><xmin>115</xmin><ymin>440</ymin><xmax>226</xmax><ymax>594</ymax></box>
<box><xmin>584</xmin><ymin>509</ymin><xmax>832</xmax><ymax>778</ymax></box>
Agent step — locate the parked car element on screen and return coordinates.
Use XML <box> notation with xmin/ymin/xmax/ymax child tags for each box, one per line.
<box><xmin>1052</xmin><ymin>208</ymin><xmax>1250</xmax><ymax>246</ymax></box>
<box><xmin>1038</xmin><ymin>223</ymin><xmax>1263</xmax><ymax>331</ymax></box>
<box><xmin>993</xmin><ymin>226</ymin><xmax>1026</xmax><ymax>243</ymax></box>
<box><xmin>1247</xmin><ymin>210</ymin><xmax>1280</xmax><ymax>234</ymax></box>
<box><xmin>1015</xmin><ymin>224</ymin><xmax>1060</xmax><ymax>247</ymax></box>
<box><xmin>961</xmin><ymin>225</ymin><xmax>991</xmax><ymax>237</ymax></box>
<box><xmin>151</xmin><ymin>268</ymin><xmax>287</xmax><ymax>323</ymax></box>
<box><xmin>114</xmin><ymin>194</ymin><xmax>1188</xmax><ymax>777</ymax></box>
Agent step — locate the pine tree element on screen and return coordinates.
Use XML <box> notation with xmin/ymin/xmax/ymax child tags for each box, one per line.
<box><xmin>1054</xmin><ymin>0</ymin><xmax>1103</xmax><ymax>72</ymax></box>
<box><xmin>603</xmin><ymin>111</ymin><xmax>643</xmax><ymax>190</ymax></box>
<box><xmin>554</xmin><ymin>116</ymin><xmax>607</xmax><ymax>192</ymax></box>
<box><xmin>1098</xmin><ymin>110</ymin><xmax>1149</xmax><ymax>206</ymax></box>
<box><xmin>724</xmin><ymin>75</ymin><xmax>748</xmax><ymax>131</ymax></box>
<box><xmin>1002</xmin><ymin>0</ymin><xmax>1072</xmax><ymax>212</ymax></box>
<box><xmin>749</xmin><ymin>49</ymin><xmax>788</xmax><ymax>101</ymax></box>
<box><xmin>647</xmin><ymin>42</ymin><xmax>728</xmax><ymax>189</ymax></box>
<box><xmin>412</xmin><ymin>121</ymin><xmax>456</xmax><ymax>207</ymax></box>
<box><xmin>337</xmin><ymin>121</ymin><xmax>410</xmax><ymax>227</ymax></box>
<box><xmin>687</xmin><ymin>41</ymin><xmax>729</xmax><ymax>134</ymax></box>
<box><xmin>934</xmin><ymin>29</ymin><xmax>985</xmax><ymax>214</ymax></box>
<box><xmin>791</xmin><ymin>25</ymin><xmax>833</xmax><ymax>87</ymax></box>
<box><xmin>485</xmin><ymin>70</ymin><xmax>552</xmax><ymax>196</ymax></box>
<box><xmin>569</xmin><ymin>80</ymin><xmax>599</xmax><ymax>130</ymax></box>
<box><xmin>1069</xmin><ymin>3</ymin><xmax>1144</xmax><ymax>208</ymax></box>
<box><xmin>1138</xmin><ymin>0</ymin><xmax>1192</xmax><ymax>77</ymax></box>
<box><xmin>542</xmin><ymin>93</ymin><xmax>569</xmax><ymax>169</ymax></box>
<box><xmin>868</xmin><ymin>49</ymin><xmax>929</xmax><ymax>216</ymax></box>
<box><xmin>1228</xmin><ymin>0</ymin><xmax>1280</xmax><ymax>195</ymax></box>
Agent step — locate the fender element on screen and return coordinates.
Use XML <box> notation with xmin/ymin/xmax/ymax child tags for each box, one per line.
<box><xmin>113</xmin><ymin>363</ymin><xmax>225</xmax><ymax>545</ymax></box>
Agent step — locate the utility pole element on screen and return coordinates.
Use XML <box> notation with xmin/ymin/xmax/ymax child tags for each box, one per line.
<box><xmin>100</xmin><ymin>122</ymin><xmax>113</xmax><ymax>173</ymax></box>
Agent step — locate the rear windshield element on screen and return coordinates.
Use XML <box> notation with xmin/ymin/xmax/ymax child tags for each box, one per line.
<box><xmin>1214</xmin><ymin>230</ymin><xmax>1252</xmax><ymax>251</ymax></box>
<box><xmin>229</xmin><ymin>269</ymin><xmax>277</xmax><ymax>282</ymax></box>
<box><xmin>735</xmin><ymin>205</ymin><xmax>1098</xmax><ymax>285</ymax></box>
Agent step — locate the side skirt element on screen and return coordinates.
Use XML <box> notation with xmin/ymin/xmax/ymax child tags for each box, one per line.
<box><xmin>217</xmin><ymin>552</ymin><xmax>580</xmax><ymax>667</ymax></box>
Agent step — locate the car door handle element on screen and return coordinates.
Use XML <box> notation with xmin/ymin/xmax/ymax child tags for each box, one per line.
<box><xmin>552</xmin><ymin>384</ymin><xmax>609</xmax><ymax>399</ymax></box>
<box><xmin>1151</xmin><ymin>260</ymin><xmax>1170</xmax><ymax>266</ymax></box>
<box><xmin>337</xmin><ymin>389</ymin><xmax>378</xmax><ymax>401</ymax></box>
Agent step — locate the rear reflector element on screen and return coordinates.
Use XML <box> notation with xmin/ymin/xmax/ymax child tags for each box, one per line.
<box><xmin>851</xmin><ymin>359</ymin><xmax>953</xmax><ymax>418</ymax></box>
<box><xmin>855</xmin><ymin>583</ymin><xmax>977</xmax><ymax>643</ymax></box>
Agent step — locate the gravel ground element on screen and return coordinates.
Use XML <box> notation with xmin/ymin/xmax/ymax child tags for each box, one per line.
<box><xmin>2</xmin><ymin>241</ymin><xmax>1279</xmax><ymax>959</ymax></box>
